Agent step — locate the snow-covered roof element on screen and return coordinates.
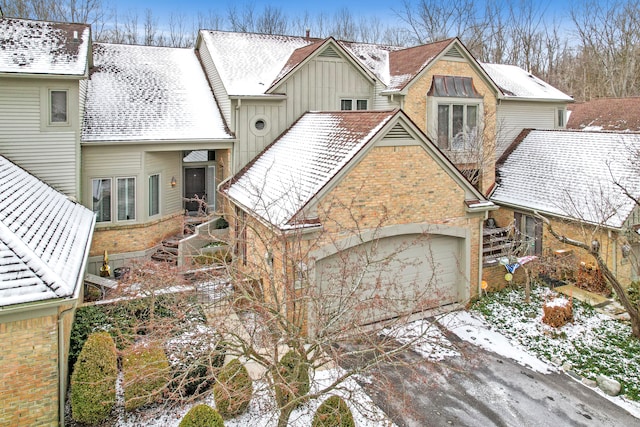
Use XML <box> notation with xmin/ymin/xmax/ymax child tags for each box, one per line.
<box><xmin>0</xmin><ymin>156</ymin><xmax>95</xmax><ymax>307</ymax></box>
<box><xmin>481</xmin><ymin>63</ymin><xmax>572</xmax><ymax>101</ymax></box>
<box><xmin>492</xmin><ymin>129</ymin><xmax>640</xmax><ymax>228</ymax></box>
<box><xmin>222</xmin><ymin>110</ymin><xmax>397</xmax><ymax>228</ymax></box>
<box><xmin>567</xmin><ymin>98</ymin><xmax>640</xmax><ymax>132</ymax></box>
<box><xmin>0</xmin><ymin>17</ymin><xmax>90</xmax><ymax>76</ymax></box>
<box><xmin>200</xmin><ymin>31</ymin><xmax>315</xmax><ymax>96</ymax></box>
<box><xmin>82</xmin><ymin>43</ymin><xmax>233</xmax><ymax>142</ymax></box>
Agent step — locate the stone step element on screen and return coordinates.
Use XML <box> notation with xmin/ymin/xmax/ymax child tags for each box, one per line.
<box><xmin>151</xmin><ymin>252</ymin><xmax>177</xmax><ymax>264</ymax></box>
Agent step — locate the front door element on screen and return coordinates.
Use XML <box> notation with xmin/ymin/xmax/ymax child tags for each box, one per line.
<box><xmin>184</xmin><ymin>167</ymin><xmax>206</xmax><ymax>213</ymax></box>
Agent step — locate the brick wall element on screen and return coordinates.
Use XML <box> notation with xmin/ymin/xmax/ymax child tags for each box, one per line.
<box><xmin>0</xmin><ymin>314</ymin><xmax>59</xmax><ymax>426</ymax></box>
<box><xmin>90</xmin><ymin>212</ymin><xmax>183</xmax><ymax>257</ymax></box>
<box><xmin>403</xmin><ymin>59</ymin><xmax>498</xmax><ymax>193</ymax></box>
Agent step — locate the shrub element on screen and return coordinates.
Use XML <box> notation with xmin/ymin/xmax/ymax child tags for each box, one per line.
<box><xmin>213</xmin><ymin>359</ymin><xmax>253</xmax><ymax>419</ymax></box>
<box><xmin>542</xmin><ymin>297</ymin><xmax>573</xmax><ymax>328</ymax></box>
<box><xmin>274</xmin><ymin>350</ymin><xmax>310</xmax><ymax>409</ymax></box>
<box><xmin>312</xmin><ymin>396</ymin><xmax>355</xmax><ymax>427</ymax></box>
<box><xmin>69</xmin><ymin>305</ymin><xmax>110</xmax><ymax>371</ymax></box>
<box><xmin>166</xmin><ymin>327</ymin><xmax>226</xmax><ymax>399</ymax></box>
<box><xmin>179</xmin><ymin>404</ymin><xmax>225</xmax><ymax>427</ymax></box>
<box><xmin>123</xmin><ymin>342</ymin><xmax>171</xmax><ymax>411</ymax></box>
<box><xmin>626</xmin><ymin>281</ymin><xmax>640</xmax><ymax>309</ymax></box>
<box><xmin>70</xmin><ymin>332</ymin><xmax>117</xmax><ymax>424</ymax></box>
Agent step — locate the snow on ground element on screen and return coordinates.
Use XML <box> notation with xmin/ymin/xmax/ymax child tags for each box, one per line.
<box><xmin>382</xmin><ymin>320</ymin><xmax>460</xmax><ymax>361</ymax></box>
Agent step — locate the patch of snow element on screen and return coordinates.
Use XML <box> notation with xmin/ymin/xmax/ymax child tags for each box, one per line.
<box><xmin>482</xmin><ymin>63</ymin><xmax>572</xmax><ymax>101</ymax></box>
<box><xmin>440</xmin><ymin>310</ymin><xmax>558</xmax><ymax>374</ymax></box>
<box><xmin>582</xmin><ymin>125</ymin><xmax>603</xmax><ymax>131</ymax></box>
<box><xmin>544</xmin><ymin>297</ymin><xmax>571</xmax><ymax>308</ymax></box>
<box><xmin>382</xmin><ymin>320</ymin><xmax>460</xmax><ymax>361</ymax></box>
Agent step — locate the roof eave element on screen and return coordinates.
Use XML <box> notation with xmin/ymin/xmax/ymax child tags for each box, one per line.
<box><xmin>499</xmin><ymin>95</ymin><xmax>574</xmax><ymax>103</ymax></box>
<box><xmin>0</xmin><ymin>71</ymin><xmax>87</xmax><ymax>79</ymax></box>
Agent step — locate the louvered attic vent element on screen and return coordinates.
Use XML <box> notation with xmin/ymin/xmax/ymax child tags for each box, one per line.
<box><xmin>384</xmin><ymin>123</ymin><xmax>413</xmax><ymax>139</ymax></box>
<box><xmin>444</xmin><ymin>45</ymin><xmax>463</xmax><ymax>59</ymax></box>
<box><xmin>320</xmin><ymin>46</ymin><xmax>340</xmax><ymax>58</ymax></box>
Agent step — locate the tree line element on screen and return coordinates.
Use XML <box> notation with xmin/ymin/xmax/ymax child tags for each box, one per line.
<box><xmin>3</xmin><ymin>0</ymin><xmax>640</xmax><ymax>100</ymax></box>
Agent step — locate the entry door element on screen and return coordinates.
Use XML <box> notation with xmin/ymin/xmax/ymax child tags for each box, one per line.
<box><xmin>184</xmin><ymin>167</ymin><xmax>206</xmax><ymax>213</ymax></box>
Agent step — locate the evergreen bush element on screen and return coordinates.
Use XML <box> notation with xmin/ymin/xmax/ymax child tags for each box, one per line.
<box><xmin>213</xmin><ymin>359</ymin><xmax>253</xmax><ymax>419</ymax></box>
<box><xmin>179</xmin><ymin>404</ymin><xmax>225</xmax><ymax>427</ymax></box>
<box><xmin>123</xmin><ymin>342</ymin><xmax>171</xmax><ymax>411</ymax></box>
<box><xmin>274</xmin><ymin>350</ymin><xmax>310</xmax><ymax>409</ymax></box>
<box><xmin>70</xmin><ymin>332</ymin><xmax>117</xmax><ymax>424</ymax></box>
<box><xmin>312</xmin><ymin>396</ymin><xmax>355</xmax><ymax>427</ymax></box>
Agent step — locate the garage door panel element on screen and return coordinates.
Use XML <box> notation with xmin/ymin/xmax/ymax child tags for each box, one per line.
<box><xmin>315</xmin><ymin>233</ymin><xmax>463</xmax><ymax>326</ymax></box>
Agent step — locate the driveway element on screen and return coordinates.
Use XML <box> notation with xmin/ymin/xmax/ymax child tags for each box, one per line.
<box><xmin>344</xmin><ymin>324</ymin><xmax>639</xmax><ymax>427</ymax></box>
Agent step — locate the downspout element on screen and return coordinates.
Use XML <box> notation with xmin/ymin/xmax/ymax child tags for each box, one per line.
<box><xmin>58</xmin><ymin>303</ymin><xmax>77</xmax><ymax>427</ymax></box>
<box><xmin>478</xmin><ymin>212</ymin><xmax>488</xmax><ymax>298</ymax></box>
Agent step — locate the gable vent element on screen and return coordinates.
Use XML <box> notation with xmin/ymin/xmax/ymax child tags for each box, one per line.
<box><xmin>444</xmin><ymin>45</ymin><xmax>463</xmax><ymax>59</ymax></box>
<box><xmin>320</xmin><ymin>46</ymin><xmax>340</xmax><ymax>58</ymax></box>
<box><xmin>384</xmin><ymin>123</ymin><xmax>413</xmax><ymax>140</ymax></box>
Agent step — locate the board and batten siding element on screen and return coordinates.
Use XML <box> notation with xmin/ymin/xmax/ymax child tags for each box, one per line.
<box><xmin>496</xmin><ymin>101</ymin><xmax>563</xmax><ymax>157</ymax></box>
<box><xmin>197</xmin><ymin>41</ymin><xmax>232</xmax><ymax>127</ymax></box>
<box><xmin>0</xmin><ymin>78</ymin><xmax>81</xmax><ymax>199</ymax></box>
<box><xmin>233</xmin><ymin>55</ymin><xmax>374</xmax><ymax>170</ymax></box>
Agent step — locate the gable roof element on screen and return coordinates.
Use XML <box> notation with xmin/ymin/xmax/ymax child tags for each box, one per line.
<box><xmin>0</xmin><ymin>156</ymin><xmax>95</xmax><ymax>307</ymax></box>
<box><xmin>386</xmin><ymin>38</ymin><xmax>455</xmax><ymax>92</ymax></box>
<box><xmin>567</xmin><ymin>97</ymin><xmax>640</xmax><ymax>131</ymax></box>
<box><xmin>82</xmin><ymin>43</ymin><xmax>233</xmax><ymax>142</ymax></box>
<box><xmin>492</xmin><ymin>129</ymin><xmax>640</xmax><ymax>228</ymax></box>
<box><xmin>481</xmin><ymin>63</ymin><xmax>572</xmax><ymax>101</ymax></box>
<box><xmin>222</xmin><ymin>109</ymin><xmax>490</xmax><ymax>229</ymax></box>
<box><xmin>0</xmin><ymin>17</ymin><xmax>90</xmax><ymax>76</ymax></box>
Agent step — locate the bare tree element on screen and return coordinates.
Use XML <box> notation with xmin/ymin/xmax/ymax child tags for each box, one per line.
<box><xmin>255</xmin><ymin>5</ymin><xmax>289</xmax><ymax>35</ymax></box>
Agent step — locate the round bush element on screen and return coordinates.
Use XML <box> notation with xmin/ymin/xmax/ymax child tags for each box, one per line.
<box><xmin>123</xmin><ymin>342</ymin><xmax>171</xmax><ymax>411</ymax></box>
<box><xmin>70</xmin><ymin>331</ymin><xmax>117</xmax><ymax>424</ymax></box>
<box><xmin>274</xmin><ymin>350</ymin><xmax>310</xmax><ymax>409</ymax></box>
<box><xmin>213</xmin><ymin>359</ymin><xmax>253</xmax><ymax>419</ymax></box>
<box><xmin>179</xmin><ymin>404</ymin><xmax>225</xmax><ymax>427</ymax></box>
<box><xmin>312</xmin><ymin>396</ymin><xmax>355</xmax><ymax>427</ymax></box>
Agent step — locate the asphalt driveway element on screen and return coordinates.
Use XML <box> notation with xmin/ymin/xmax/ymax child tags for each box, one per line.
<box><xmin>344</xmin><ymin>325</ymin><xmax>639</xmax><ymax>427</ymax></box>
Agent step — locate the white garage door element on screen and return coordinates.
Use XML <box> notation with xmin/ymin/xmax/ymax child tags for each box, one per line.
<box><xmin>314</xmin><ymin>233</ymin><xmax>464</xmax><ymax>326</ymax></box>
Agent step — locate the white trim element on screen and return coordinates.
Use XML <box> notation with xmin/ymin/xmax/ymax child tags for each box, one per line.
<box><xmin>148</xmin><ymin>173</ymin><xmax>161</xmax><ymax>218</ymax></box>
<box><xmin>116</xmin><ymin>176</ymin><xmax>137</xmax><ymax>222</ymax></box>
<box><xmin>91</xmin><ymin>177</ymin><xmax>113</xmax><ymax>223</ymax></box>
<box><xmin>48</xmin><ymin>88</ymin><xmax>69</xmax><ymax>126</ymax></box>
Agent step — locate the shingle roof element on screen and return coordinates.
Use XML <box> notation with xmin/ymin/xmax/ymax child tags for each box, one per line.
<box><xmin>0</xmin><ymin>17</ymin><xmax>90</xmax><ymax>76</ymax></box>
<box><xmin>222</xmin><ymin>110</ymin><xmax>397</xmax><ymax>228</ymax></box>
<box><xmin>481</xmin><ymin>63</ymin><xmax>572</xmax><ymax>101</ymax></box>
<box><xmin>387</xmin><ymin>38</ymin><xmax>454</xmax><ymax>91</ymax></box>
<box><xmin>82</xmin><ymin>43</ymin><xmax>233</xmax><ymax>142</ymax></box>
<box><xmin>492</xmin><ymin>130</ymin><xmax>640</xmax><ymax>228</ymax></box>
<box><xmin>567</xmin><ymin>98</ymin><xmax>640</xmax><ymax>131</ymax></box>
<box><xmin>0</xmin><ymin>156</ymin><xmax>95</xmax><ymax>307</ymax></box>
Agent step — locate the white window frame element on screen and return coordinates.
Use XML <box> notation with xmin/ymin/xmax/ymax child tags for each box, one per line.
<box><xmin>340</xmin><ymin>98</ymin><xmax>368</xmax><ymax>111</ymax></box>
<box><xmin>556</xmin><ymin>108</ymin><xmax>566</xmax><ymax>128</ymax></box>
<box><xmin>92</xmin><ymin>178</ymin><xmax>112</xmax><ymax>223</ymax></box>
<box><xmin>49</xmin><ymin>89</ymin><xmax>69</xmax><ymax>125</ymax></box>
<box><xmin>149</xmin><ymin>173</ymin><xmax>160</xmax><ymax>217</ymax></box>
<box><xmin>116</xmin><ymin>176</ymin><xmax>136</xmax><ymax>222</ymax></box>
<box><xmin>430</xmin><ymin>97</ymin><xmax>482</xmax><ymax>151</ymax></box>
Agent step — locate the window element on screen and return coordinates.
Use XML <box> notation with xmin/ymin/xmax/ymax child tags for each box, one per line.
<box><xmin>92</xmin><ymin>178</ymin><xmax>112</xmax><ymax>223</ymax></box>
<box><xmin>149</xmin><ymin>174</ymin><xmax>160</xmax><ymax>217</ymax></box>
<box><xmin>557</xmin><ymin>108</ymin><xmax>566</xmax><ymax>128</ymax></box>
<box><xmin>117</xmin><ymin>177</ymin><xmax>136</xmax><ymax>221</ymax></box>
<box><xmin>340</xmin><ymin>99</ymin><xmax>368</xmax><ymax>110</ymax></box>
<box><xmin>50</xmin><ymin>90</ymin><xmax>68</xmax><ymax>124</ymax></box>
<box><xmin>514</xmin><ymin>212</ymin><xmax>542</xmax><ymax>256</ymax></box>
<box><xmin>437</xmin><ymin>103</ymin><xmax>479</xmax><ymax>150</ymax></box>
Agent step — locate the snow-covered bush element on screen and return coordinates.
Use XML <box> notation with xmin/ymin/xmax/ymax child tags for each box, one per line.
<box><xmin>70</xmin><ymin>332</ymin><xmax>117</xmax><ymax>424</ymax></box>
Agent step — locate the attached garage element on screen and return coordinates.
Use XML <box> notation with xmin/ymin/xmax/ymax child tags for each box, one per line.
<box><xmin>312</xmin><ymin>226</ymin><xmax>469</xmax><ymax>327</ymax></box>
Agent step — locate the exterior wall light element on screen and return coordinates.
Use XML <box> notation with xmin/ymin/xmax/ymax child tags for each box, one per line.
<box><xmin>621</xmin><ymin>243</ymin><xmax>631</xmax><ymax>258</ymax></box>
<box><xmin>591</xmin><ymin>239</ymin><xmax>600</xmax><ymax>253</ymax></box>
<box><xmin>171</xmin><ymin>176</ymin><xmax>177</xmax><ymax>187</ymax></box>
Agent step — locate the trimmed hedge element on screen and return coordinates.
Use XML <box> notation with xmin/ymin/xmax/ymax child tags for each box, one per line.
<box><xmin>213</xmin><ymin>359</ymin><xmax>253</xmax><ymax>419</ymax></box>
<box><xmin>179</xmin><ymin>404</ymin><xmax>225</xmax><ymax>427</ymax></box>
<box><xmin>70</xmin><ymin>332</ymin><xmax>117</xmax><ymax>424</ymax></box>
<box><xmin>312</xmin><ymin>396</ymin><xmax>355</xmax><ymax>427</ymax></box>
<box><xmin>123</xmin><ymin>342</ymin><xmax>171</xmax><ymax>411</ymax></box>
<box><xmin>274</xmin><ymin>350</ymin><xmax>310</xmax><ymax>409</ymax></box>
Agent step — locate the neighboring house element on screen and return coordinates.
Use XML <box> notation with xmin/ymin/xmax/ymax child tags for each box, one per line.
<box><xmin>0</xmin><ymin>17</ymin><xmax>91</xmax><ymax>201</ymax></box>
<box><xmin>81</xmin><ymin>42</ymin><xmax>235</xmax><ymax>271</ymax></box>
<box><xmin>480</xmin><ymin>64</ymin><xmax>573</xmax><ymax>158</ymax></box>
<box><xmin>489</xmin><ymin>129</ymin><xmax>640</xmax><ymax>285</ymax></box>
<box><xmin>221</xmin><ymin>110</ymin><xmax>495</xmax><ymax>328</ymax></box>
<box><xmin>567</xmin><ymin>97</ymin><xmax>640</xmax><ymax>131</ymax></box>
<box><xmin>0</xmin><ymin>155</ymin><xmax>95</xmax><ymax>426</ymax></box>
